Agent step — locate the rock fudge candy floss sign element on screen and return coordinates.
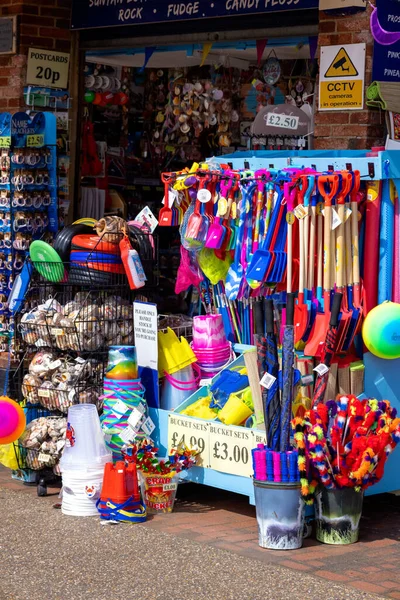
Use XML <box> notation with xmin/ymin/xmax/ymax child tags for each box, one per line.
<box><xmin>319</xmin><ymin>43</ymin><xmax>366</xmax><ymax>111</ymax></box>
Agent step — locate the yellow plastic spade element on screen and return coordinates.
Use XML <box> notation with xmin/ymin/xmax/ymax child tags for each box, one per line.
<box><xmin>158</xmin><ymin>327</ymin><xmax>197</xmax><ymax>376</ymax></box>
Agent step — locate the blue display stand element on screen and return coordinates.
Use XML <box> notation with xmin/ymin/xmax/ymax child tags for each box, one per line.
<box><xmin>150</xmin><ymin>149</ymin><xmax>400</xmax><ymax>505</ymax></box>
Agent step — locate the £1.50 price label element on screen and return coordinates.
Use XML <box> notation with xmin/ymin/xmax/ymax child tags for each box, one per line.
<box><xmin>209</xmin><ymin>423</ymin><xmax>253</xmax><ymax>478</ymax></box>
<box><xmin>168</xmin><ymin>414</ymin><xmax>209</xmax><ymax>468</ymax></box>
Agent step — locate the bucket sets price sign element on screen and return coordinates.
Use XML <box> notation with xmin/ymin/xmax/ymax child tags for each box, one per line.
<box><xmin>168</xmin><ymin>414</ymin><xmax>209</xmax><ymax>468</ymax></box>
<box><xmin>209</xmin><ymin>424</ymin><xmax>254</xmax><ymax>477</ymax></box>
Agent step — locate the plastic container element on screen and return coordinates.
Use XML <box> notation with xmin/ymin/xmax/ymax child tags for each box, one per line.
<box><xmin>139</xmin><ymin>470</ymin><xmax>180</xmax><ymax>514</ymax></box>
<box><xmin>192</xmin><ymin>314</ymin><xmax>227</xmax><ymax>349</ymax></box>
<box><xmin>106</xmin><ymin>345</ymin><xmax>138</xmax><ymax>380</ymax></box>
<box><xmin>161</xmin><ymin>364</ymin><xmax>199</xmax><ymax>410</ymax></box>
<box><xmin>218</xmin><ymin>393</ymin><xmax>253</xmax><ymax>426</ymax></box>
<box><xmin>315</xmin><ymin>487</ymin><xmax>364</xmax><ymax>545</ymax></box>
<box><xmin>254</xmin><ymin>480</ymin><xmax>305</xmax><ymax>550</ymax></box>
<box><xmin>60</xmin><ymin>404</ymin><xmax>112</xmax><ymax>471</ymax></box>
<box><xmin>61</xmin><ymin>465</ymin><xmax>105</xmax><ymax>517</ymax></box>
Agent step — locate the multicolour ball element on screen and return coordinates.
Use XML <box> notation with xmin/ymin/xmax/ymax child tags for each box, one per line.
<box><xmin>362</xmin><ymin>301</ymin><xmax>400</xmax><ymax>360</ymax></box>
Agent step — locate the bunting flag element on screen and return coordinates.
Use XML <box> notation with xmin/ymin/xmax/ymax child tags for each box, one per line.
<box><xmin>200</xmin><ymin>42</ymin><xmax>213</xmax><ymax>67</ymax></box>
<box><xmin>139</xmin><ymin>47</ymin><xmax>156</xmax><ymax>73</ymax></box>
<box><xmin>309</xmin><ymin>36</ymin><xmax>318</xmax><ymax>61</ymax></box>
<box><xmin>256</xmin><ymin>39</ymin><xmax>268</xmax><ymax>66</ymax></box>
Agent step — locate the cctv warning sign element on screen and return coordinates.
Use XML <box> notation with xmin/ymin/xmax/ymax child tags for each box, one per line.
<box><xmin>319</xmin><ymin>43</ymin><xmax>365</xmax><ymax>111</ymax></box>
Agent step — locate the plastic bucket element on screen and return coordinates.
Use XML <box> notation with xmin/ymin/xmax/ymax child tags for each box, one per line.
<box><xmin>254</xmin><ymin>480</ymin><xmax>305</xmax><ymax>550</ymax></box>
<box><xmin>138</xmin><ymin>471</ymin><xmax>179</xmax><ymax>514</ymax></box>
<box><xmin>315</xmin><ymin>487</ymin><xmax>364</xmax><ymax>545</ymax></box>
<box><xmin>218</xmin><ymin>394</ymin><xmax>253</xmax><ymax>426</ymax></box>
<box><xmin>192</xmin><ymin>314</ymin><xmax>226</xmax><ymax>349</ymax></box>
<box><xmin>161</xmin><ymin>365</ymin><xmax>199</xmax><ymax>411</ymax></box>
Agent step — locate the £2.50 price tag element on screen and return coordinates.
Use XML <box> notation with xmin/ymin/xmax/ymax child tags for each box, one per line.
<box><xmin>27</xmin><ymin>134</ymin><xmax>45</xmax><ymax>148</ymax></box>
<box><xmin>168</xmin><ymin>414</ymin><xmax>209</xmax><ymax>468</ymax></box>
<box><xmin>209</xmin><ymin>423</ymin><xmax>253</xmax><ymax>478</ymax></box>
<box><xmin>264</xmin><ymin>112</ymin><xmax>299</xmax><ymax>131</ymax></box>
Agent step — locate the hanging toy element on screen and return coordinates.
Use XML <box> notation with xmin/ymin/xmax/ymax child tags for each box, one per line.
<box><xmin>0</xmin><ymin>397</ymin><xmax>26</xmax><ymax>445</ymax></box>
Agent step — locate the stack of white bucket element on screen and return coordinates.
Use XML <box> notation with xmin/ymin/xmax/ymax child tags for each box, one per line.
<box><xmin>60</xmin><ymin>404</ymin><xmax>111</xmax><ymax>516</ymax></box>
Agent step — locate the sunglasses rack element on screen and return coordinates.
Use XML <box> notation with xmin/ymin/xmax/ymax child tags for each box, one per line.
<box><xmin>0</xmin><ymin>111</ymin><xmax>58</xmax><ymax>355</ymax></box>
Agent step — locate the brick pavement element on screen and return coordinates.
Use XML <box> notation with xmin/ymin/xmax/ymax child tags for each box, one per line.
<box><xmin>1</xmin><ymin>465</ymin><xmax>400</xmax><ymax>598</ymax></box>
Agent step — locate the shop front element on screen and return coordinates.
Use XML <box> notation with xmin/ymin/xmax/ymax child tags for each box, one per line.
<box><xmin>2</xmin><ymin>0</ymin><xmax>400</xmax><ymax>552</ymax></box>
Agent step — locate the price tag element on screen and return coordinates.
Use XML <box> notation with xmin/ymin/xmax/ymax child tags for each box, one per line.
<box><xmin>344</xmin><ymin>207</ymin><xmax>352</xmax><ymax>222</ymax></box>
<box><xmin>0</xmin><ymin>136</ymin><xmax>11</xmax><ymax>148</ymax></box>
<box><xmin>38</xmin><ymin>388</ymin><xmax>51</xmax><ymax>398</ymax></box>
<box><xmin>38</xmin><ymin>452</ymin><xmax>51</xmax><ymax>463</ymax></box>
<box><xmin>163</xmin><ymin>483</ymin><xmax>177</xmax><ymax>492</ymax></box>
<box><xmin>112</xmin><ymin>400</ymin><xmax>129</xmax><ymax>417</ymax></box>
<box><xmin>314</xmin><ymin>363</ymin><xmax>329</xmax><ymax>376</ymax></box>
<box><xmin>316</xmin><ymin>202</ymin><xmax>324</xmax><ymax>216</ymax></box>
<box><xmin>56</xmin><ymin>440</ymin><xmax>65</xmax><ymax>452</ymax></box>
<box><xmin>27</xmin><ymin>134</ymin><xmax>45</xmax><ymax>148</ymax></box>
<box><xmin>168</xmin><ymin>414</ymin><xmax>209</xmax><ymax>468</ymax></box>
<box><xmin>119</xmin><ymin>426</ymin><xmax>135</xmax><ymax>444</ymax></box>
<box><xmin>141</xmin><ymin>417</ymin><xmax>155</xmax><ymax>436</ymax></box>
<box><xmin>51</xmin><ymin>328</ymin><xmax>64</xmax><ymax>336</ymax></box>
<box><xmin>199</xmin><ymin>378</ymin><xmax>213</xmax><ymax>387</ymax></box>
<box><xmin>137</xmin><ymin>403</ymin><xmax>146</xmax><ymax>414</ymax></box>
<box><xmin>331</xmin><ymin>208</ymin><xmax>342</xmax><ymax>230</ymax></box>
<box><xmin>260</xmin><ymin>372</ymin><xmax>277</xmax><ymax>390</ymax></box>
<box><xmin>167</xmin><ymin>188</ymin><xmax>179</xmax><ymax>208</ymax></box>
<box><xmin>209</xmin><ymin>423</ymin><xmax>253</xmax><ymax>477</ymax></box>
<box><xmin>302</xmin><ymin>374</ymin><xmax>314</xmax><ymax>385</ymax></box>
<box><xmin>293</xmin><ymin>205</ymin><xmax>308</xmax><ymax>220</ymax></box>
<box><xmin>197</xmin><ymin>188</ymin><xmax>212</xmax><ymax>203</ymax></box>
<box><xmin>49</xmin><ymin>359</ymin><xmax>62</xmax><ymax>370</ymax></box>
<box><xmin>75</xmin><ymin>357</ymin><xmax>86</xmax><ymax>364</ymax></box>
<box><xmin>103</xmin><ymin>430</ymin><xmax>112</xmax><ymax>444</ymax></box>
<box><xmin>265</xmin><ymin>113</ymin><xmax>300</xmax><ymax>131</ymax></box>
<box><xmin>128</xmin><ymin>407</ymin><xmax>144</xmax><ymax>430</ymax></box>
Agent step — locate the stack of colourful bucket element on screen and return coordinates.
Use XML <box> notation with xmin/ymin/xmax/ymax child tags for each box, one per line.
<box><xmin>97</xmin><ymin>461</ymin><xmax>146</xmax><ymax>523</ymax></box>
<box><xmin>100</xmin><ymin>346</ymin><xmax>148</xmax><ymax>459</ymax></box>
<box><xmin>192</xmin><ymin>315</ymin><xmax>232</xmax><ymax>378</ymax></box>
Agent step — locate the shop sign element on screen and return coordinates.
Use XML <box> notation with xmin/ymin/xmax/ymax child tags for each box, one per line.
<box><xmin>71</xmin><ymin>0</ymin><xmax>319</xmax><ymax>30</ymax></box>
<box><xmin>372</xmin><ymin>40</ymin><xmax>400</xmax><ymax>83</ymax></box>
<box><xmin>27</xmin><ymin>48</ymin><xmax>70</xmax><ymax>90</ymax></box>
<box><xmin>377</xmin><ymin>0</ymin><xmax>400</xmax><ymax>33</ymax></box>
<box><xmin>0</xmin><ymin>17</ymin><xmax>16</xmax><ymax>55</ymax></box>
<box><xmin>319</xmin><ymin>43</ymin><xmax>365</xmax><ymax>111</ymax></box>
<box><xmin>168</xmin><ymin>414</ymin><xmax>210</xmax><ymax>468</ymax></box>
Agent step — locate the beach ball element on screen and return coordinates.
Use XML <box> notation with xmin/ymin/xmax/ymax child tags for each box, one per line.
<box><xmin>362</xmin><ymin>302</ymin><xmax>400</xmax><ymax>359</ymax></box>
<box><xmin>0</xmin><ymin>397</ymin><xmax>26</xmax><ymax>445</ymax></box>
<box><xmin>84</xmin><ymin>91</ymin><xmax>95</xmax><ymax>103</ymax></box>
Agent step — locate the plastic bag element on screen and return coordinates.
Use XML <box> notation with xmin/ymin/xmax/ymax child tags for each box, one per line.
<box><xmin>0</xmin><ymin>443</ymin><xmax>19</xmax><ymax>470</ymax></box>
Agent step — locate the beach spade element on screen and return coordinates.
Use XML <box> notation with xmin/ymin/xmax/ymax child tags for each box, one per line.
<box><xmin>304</xmin><ymin>174</ymin><xmax>340</xmax><ymax>357</ymax></box>
<box><xmin>160</xmin><ymin>172</ymin><xmax>176</xmax><ymax>226</ymax></box>
<box><xmin>225</xmin><ymin>182</ymin><xmax>255</xmax><ymax>300</ymax></box>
